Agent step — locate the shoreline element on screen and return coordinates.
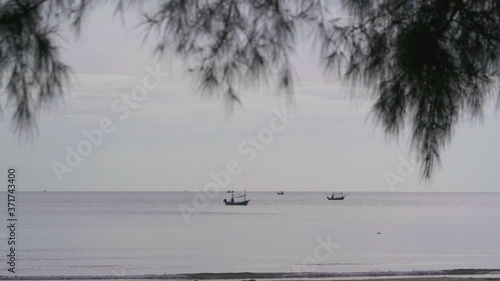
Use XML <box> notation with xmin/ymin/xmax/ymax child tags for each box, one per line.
<box><xmin>1</xmin><ymin>277</ymin><xmax>499</xmax><ymax>281</ymax></box>
<box><xmin>2</xmin><ymin>270</ymin><xmax>500</xmax><ymax>281</ymax></box>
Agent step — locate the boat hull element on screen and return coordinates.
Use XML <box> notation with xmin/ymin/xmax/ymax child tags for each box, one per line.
<box><xmin>224</xmin><ymin>200</ymin><xmax>250</xmax><ymax>206</ymax></box>
<box><xmin>327</xmin><ymin>196</ymin><xmax>345</xmax><ymax>200</ymax></box>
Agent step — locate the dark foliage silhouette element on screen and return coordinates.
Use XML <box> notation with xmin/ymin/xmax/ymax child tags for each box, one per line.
<box><xmin>0</xmin><ymin>0</ymin><xmax>498</xmax><ymax>179</ymax></box>
<box><xmin>0</xmin><ymin>0</ymin><xmax>92</xmax><ymax>134</ymax></box>
<box><xmin>323</xmin><ymin>0</ymin><xmax>500</xmax><ymax>178</ymax></box>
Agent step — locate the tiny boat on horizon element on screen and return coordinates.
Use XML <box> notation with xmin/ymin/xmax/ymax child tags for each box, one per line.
<box><xmin>277</xmin><ymin>191</ymin><xmax>284</xmax><ymax>195</ymax></box>
<box><xmin>226</xmin><ymin>190</ymin><xmax>234</xmax><ymax>193</ymax></box>
<box><xmin>327</xmin><ymin>192</ymin><xmax>345</xmax><ymax>200</ymax></box>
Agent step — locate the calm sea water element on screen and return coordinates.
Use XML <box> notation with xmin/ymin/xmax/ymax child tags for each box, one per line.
<box><xmin>0</xmin><ymin>191</ymin><xmax>499</xmax><ymax>277</ymax></box>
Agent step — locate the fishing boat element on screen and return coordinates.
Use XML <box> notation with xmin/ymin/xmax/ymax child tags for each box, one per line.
<box><xmin>226</xmin><ymin>190</ymin><xmax>234</xmax><ymax>193</ymax></box>
<box><xmin>327</xmin><ymin>192</ymin><xmax>345</xmax><ymax>200</ymax></box>
<box><xmin>224</xmin><ymin>190</ymin><xmax>250</xmax><ymax>206</ymax></box>
<box><xmin>277</xmin><ymin>191</ymin><xmax>284</xmax><ymax>195</ymax></box>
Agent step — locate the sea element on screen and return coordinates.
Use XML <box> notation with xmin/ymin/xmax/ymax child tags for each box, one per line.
<box><xmin>0</xmin><ymin>191</ymin><xmax>499</xmax><ymax>279</ymax></box>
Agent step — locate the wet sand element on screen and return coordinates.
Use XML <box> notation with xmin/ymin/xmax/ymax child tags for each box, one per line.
<box><xmin>350</xmin><ymin>277</ymin><xmax>500</xmax><ymax>281</ymax></box>
<box><xmin>304</xmin><ymin>276</ymin><xmax>500</xmax><ymax>281</ymax></box>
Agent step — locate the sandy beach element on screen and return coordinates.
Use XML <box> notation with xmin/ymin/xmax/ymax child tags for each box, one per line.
<box><xmin>250</xmin><ymin>276</ymin><xmax>500</xmax><ymax>281</ymax></box>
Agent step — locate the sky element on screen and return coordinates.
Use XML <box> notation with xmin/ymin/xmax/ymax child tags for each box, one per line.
<box><xmin>1</xmin><ymin>4</ymin><xmax>499</xmax><ymax>192</ymax></box>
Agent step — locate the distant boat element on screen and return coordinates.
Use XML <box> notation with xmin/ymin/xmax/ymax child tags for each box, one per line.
<box><xmin>277</xmin><ymin>191</ymin><xmax>284</xmax><ymax>195</ymax></box>
<box><xmin>226</xmin><ymin>190</ymin><xmax>234</xmax><ymax>193</ymax></box>
<box><xmin>327</xmin><ymin>192</ymin><xmax>345</xmax><ymax>200</ymax></box>
<box><xmin>224</xmin><ymin>190</ymin><xmax>250</xmax><ymax>206</ymax></box>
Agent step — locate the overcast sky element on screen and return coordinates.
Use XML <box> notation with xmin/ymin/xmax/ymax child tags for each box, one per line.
<box><xmin>1</xmin><ymin>4</ymin><xmax>499</xmax><ymax>192</ymax></box>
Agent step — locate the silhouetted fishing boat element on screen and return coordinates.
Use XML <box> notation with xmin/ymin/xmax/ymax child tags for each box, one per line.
<box><xmin>277</xmin><ymin>191</ymin><xmax>284</xmax><ymax>195</ymax></box>
<box><xmin>224</xmin><ymin>190</ymin><xmax>250</xmax><ymax>206</ymax></box>
<box><xmin>226</xmin><ymin>190</ymin><xmax>234</xmax><ymax>193</ymax></box>
<box><xmin>327</xmin><ymin>192</ymin><xmax>345</xmax><ymax>200</ymax></box>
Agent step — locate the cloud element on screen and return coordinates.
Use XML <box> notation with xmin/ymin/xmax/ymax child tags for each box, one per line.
<box><xmin>43</xmin><ymin>70</ymin><xmax>375</xmax><ymax>136</ymax></box>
